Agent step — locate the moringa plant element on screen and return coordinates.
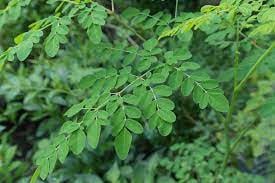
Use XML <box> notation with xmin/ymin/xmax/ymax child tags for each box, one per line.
<box><xmin>0</xmin><ymin>0</ymin><xmax>274</xmax><ymax>182</ymax></box>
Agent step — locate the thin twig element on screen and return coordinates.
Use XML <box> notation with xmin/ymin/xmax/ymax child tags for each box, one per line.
<box><xmin>175</xmin><ymin>0</ymin><xmax>179</xmax><ymax>18</ymax></box>
<box><xmin>111</xmin><ymin>0</ymin><xmax>115</xmax><ymax>12</ymax></box>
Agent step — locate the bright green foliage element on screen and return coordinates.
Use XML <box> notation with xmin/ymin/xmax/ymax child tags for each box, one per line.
<box><xmin>33</xmin><ymin>35</ymin><xmax>229</xmax><ymax>178</ymax></box>
<box><xmin>0</xmin><ymin>0</ymin><xmax>31</xmax><ymax>28</ymax></box>
<box><xmin>0</xmin><ymin>135</ymin><xmax>28</xmax><ymax>182</ymax></box>
<box><xmin>45</xmin><ymin>16</ymin><xmax>71</xmax><ymax>57</ymax></box>
<box><xmin>0</xmin><ymin>1</ymin><xmax>108</xmax><ymax>63</ymax></box>
<box><xmin>1</xmin><ymin>0</ymin><xmax>229</xmax><ymax>179</ymax></box>
<box><xmin>0</xmin><ymin>0</ymin><xmax>274</xmax><ymax>182</ymax></box>
<box><xmin>160</xmin><ymin>0</ymin><xmax>275</xmax><ymax>48</ymax></box>
<box><xmin>114</xmin><ymin>127</ymin><xmax>132</xmax><ymax>160</ymax></box>
<box><xmin>0</xmin><ymin>30</ymin><xmax>43</xmax><ymax>62</ymax></box>
<box><xmin>158</xmin><ymin>139</ymin><xmax>266</xmax><ymax>183</ymax></box>
<box><xmin>78</xmin><ymin>3</ymin><xmax>107</xmax><ymax>44</ymax></box>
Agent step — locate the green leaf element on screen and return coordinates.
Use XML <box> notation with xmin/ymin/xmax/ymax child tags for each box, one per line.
<box><xmin>125</xmin><ymin>119</ymin><xmax>143</xmax><ymax>134</ymax></box>
<box><xmin>106</xmin><ymin>101</ymin><xmax>119</xmax><ymax>114</ymax></box>
<box><xmin>123</xmin><ymin>94</ymin><xmax>140</xmax><ymax>106</ymax></box>
<box><xmin>150</xmin><ymin>72</ymin><xmax>167</xmax><ymax>84</ymax></box>
<box><xmin>125</xmin><ymin>106</ymin><xmax>142</xmax><ymax>118</ymax></box>
<box><xmin>131</xmin><ymin>10</ymin><xmax>149</xmax><ymax>25</ymax></box>
<box><xmin>14</xmin><ymin>33</ymin><xmax>24</xmax><ymax>44</ymax></box>
<box><xmin>136</xmin><ymin>57</ymin><xmax>153</xmax><ymax>72</ymax></box>
<box><xmin>16</xmin><ymin>41</ymin><xmax>33</xmax><ymax>61</ymax></box>
<box><xmin>114</xmin><ymin>128</ymin><xmax>132</xmax><ymax>160</ymax></box>
<box><xmin>69</xmin><ymin>129</ymin><xmax>86</xmax><ymax>155</ymax></box>
<box><xmin>143</xmin><ymin>12</ymin><xmax>163</xmax><ymax>29</ymax></box>
<box><xmin>64</xmin><ymin>102</ymin><xmax>85</xmax><ymax>117</ymax></box>
<box><xmin>116</xmin><ymin>74</ymin><xmax>128</xmax><ymax>88</ymax></box>
<box><xmin>83</xmin><ymin>111</ymin><xmax>96</xmax><ymax>126</ymax></box>
<box><xmin>87</xmin><ymin>120</ymin><xmax>101</xmax><ymax>148</ymax></box>
<box><xmin>239</xmin><ymin>3</ymin><xmax>252</xmax><ymax>16</ymax></box>
<box><xmin>106</xmin><ymin>162</ymin><xmax>120</xmax><ymax>182</ymax></box>
<box><xmin>79</xmin><ymin>75</ymin><xmax>97</xmax><ymax>89</ymax></box>
<box><xmin>209</xmin><ymin>93</ymin><xmax>229</xmax><ymax>112</ymax></box>
<box><xmin>122</xmin><ymin>7</ymin><xmax>140</xmax><ymax>19</ymax></box>
<box><xmin>259</xmin><ymin>97</ymin><xmax>275</xmax><ymax>118</ymax></box>
<box><xmin>164</xmin><ymin>51</ymin><xmax>177</xmax><ymax>65</ymax></box>
<box><xmin>123</xmin><ymin>52</ymin><xmax>137</xmax><ymax>65</ymax></box>
<box><xmin>157</xmin><ymin>109</ymin><xmax>176</xmax><ymax>123</ymax></box>
<box><xmin>181</xmin><ymin>78</ymin><xmax>194</xmax><ymax>96</ymax></box>
<box><xmin>143</xmin><ymin>101</ymin><xmax>156</xmax><ymax>119</ymax></box>
<box><xmin>190</xmin><ymin>71</ymin><xmax>210</xmax><ymax>81</ymax></box>
<box><xmin>103</xmin><ymin>76</ymin><xmax>118</xmax><ymax>91</ymax></box>
<box><xmin>85</xmin><ymin>94</ymin><xmax>100</xmax><ymax>109</ymax></box>
<box><xmin>201</xmin><ymin>80</ymin><xmax>219</xmax><ymax>89</ymax></box>
<box><xmin>168</xmin><ymin>70</ymin><xmax>184</xmax><ymax>90</ymax></box>
<box><xmin>58</xmin><ymin>141</ymin><xmax>69</xmax><ymax>163</ymax></box>
<box><xmin>158</xmin><ymin>121</ymin><xmax>172</xmax><ymax>136</ymax></box>
<box><xmin>258</xmin><ymin>7</ymin><xmax>275</xmax><ymax>22</ymax></box>
<box><xmin>56</xmin><ymin>24</ymin><xmax>69</xmax><ymax>35</ymax></box>
<box><xmin>199</xmin><ymin>92</ymin><xmax>209</xmax><ymax>109</ymax></box>
<box><xmin>59</xmin><ymin>121</ymin><xmax>80</xmax><ymax>134</ymax></box>
<box><xmin>148</xmin><ymin>113</ymin><xmax>159</xmax><ymax>129</ymax></box>
<box><xmin>39</xmin><ymin>159</ymin><xmax>49</xmax><ymax>180</ymax></box>
<box><xmin>157</xmin><ymin>98</ymin><xmax>175</xmax><ymax>110</ymax></box>
<box><xmin>87</xmin><ymin>24</ymin><xmax>102</xmax><ymax>44</ymax></box>
<box><xmin>192</xmin><ymin>85</ymin><xmax>204</xmax><ymax>104</ymax></box>
<box><xmin>143</xmin><ymin>38</ymin><xmax>158</xmax><ymax>51</ymax></box>
<box><xmin>154</xmin><ymin>85</ymin><xmax>172</xmax><ymax>96</ymax></box>
<box><xmin>48</xmin><ymin>152</ymin><xmax>57</xmax><ymax>173</ymax></box>
<box><xmin>112</xmin><ymin>109</ymin><xmax>126</xmax><ymax>136</ymax></box>
<box><xmin>0</xmin><ymin>56</ymin><xmax>6</xmax><ymax>71</ymax></box>
<box><xmin>97</xmin><ymin>110</ymin><xmax>109</xmax><ymax>119</ymax></box>
<box><xmin>180</xmin><ymin>62</ymin><xmax>200</xmax><ymax>71</ymax></box>
<box><xmin>45</xmin><ymin>35</ymin><xmax>59</xmax><ymax>57</ymax></box>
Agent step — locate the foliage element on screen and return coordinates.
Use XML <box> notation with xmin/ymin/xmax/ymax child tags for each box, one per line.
<box><xmin>0</xmin><ymin>0</ymin><xmax>274</xmax><ymax>182</ymax></box>
<box><xmin>0</xmin><ymin>134</ymin><xmax>28</xmax><ymax>183</ymax></box>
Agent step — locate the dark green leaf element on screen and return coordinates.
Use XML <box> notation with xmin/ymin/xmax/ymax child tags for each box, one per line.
<box><xmin>157</xmin><ymin>109</ymin><xmax>176</xmax><ymax>123</ymax></box>
<box><xmin>181</xmin><ymin>78</ymin><xmax>194</xmax><ymax>96</ymax></box>
<box><xmin>114</xmin><ymin>128</ymin><xmax>132</xmax><ymax>160</ymax></box>
<box><xmin>69</xmin><ymin>129</ymin><xmax>86</xmax><ymax>155</ymax></box>
<box><xmin>126</xmin><ymin>119</ymin><xmax>143</xmax><ymax>134</ymax></box>
<box><xmin>87</xmin><ymin>120</ymin><xmax>101</xmax><ymax>148</ymax></box>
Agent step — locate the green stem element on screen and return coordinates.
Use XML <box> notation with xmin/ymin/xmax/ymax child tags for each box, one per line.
<box><xmin>233</xmin><ymin>21</ymin><xmax>239</xmax><ymax>88</ymax></box>
<box><xmin>235</xmin><ymin>42</ymin><xmax>275</xmax><ymax>93</ymax></box>
<box><xmin>223</xmin><ymin>21</ymin><xmax>240</xmax><ymax>164</ymax></box>
<box><xmin>111</xmin><ymin>0</ymin><xmax>115</xmax><ymax>12</ymax></box>
<box><xmin>175</xmin><ymin>0</ymin><xmax>179</xmax><ymax>18</ymax></box>
<box><xmin>220</xmin><ymin>42</ymin><xmax>275</xmax><ymax>175</ymax></box>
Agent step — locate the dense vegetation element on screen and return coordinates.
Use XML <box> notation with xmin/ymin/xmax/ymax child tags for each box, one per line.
<box><xmin>0</xmin><ymin>0</ymin><xmax>274</xmax><ymax>182</ymax></box>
